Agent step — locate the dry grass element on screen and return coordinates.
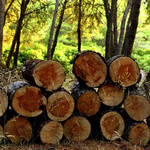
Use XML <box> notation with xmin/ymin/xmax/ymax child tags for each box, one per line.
<box><xmin>0</xmin><ymin>140</ymin><xmax>150</xmax><ymax>150</ymax></box>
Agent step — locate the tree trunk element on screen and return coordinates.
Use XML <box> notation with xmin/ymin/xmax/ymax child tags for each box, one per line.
<box><xmin>4</xmin><ymin>116</ymin><xmax>32</xmax><ymax>144</ymax></box>
<box><xmin>47</xmin><ymin>0</ymin><xmax>59</xmax><ymax>60</ymax></box>
<box><xmin>13</xmin><ymin>31</ymin><xmax>21</xmax><ymax>69</ymax></box>
<box><xmin>0</xmin><ymin>86</ymin><xmax>8</xmax><ymax>117</ymax></box>
<box><xmin>46</xmin><ymin>91</ymin><xmax>74</xmax><ymax>122</ymax></box>
<box><xmin>0</xmin><ymin>0</ymin><xmax>5</xmax><ymax>69</ymax></box>
<box><xmin>39</xmin><ymin>121</ymin><xmax>63</xmax><ymax>144</ymax></box>
<box><xmin>116</xmin><ymin>0</ymin><xmax>133</xmax><ymax>55</ymax></box>
<box><xmin>100</xmin><ymin>111</ymin><xmax>125</xmax><ymax>140</ymax></box>
<box><xmin>108</xmin><ymin>55</ymin><xmax>140</xmax><ymax>87</ymax></box>
<box><xmin>105</xmin><ymin>0</ymin><xmax>117</xmax><ymax>60</ymax></box>
<box><xmin>6</xmin><ymin>0</ymin><xmax>30</xmax><ymax>69</ymax></box>
<box><xmin>63</xmin><ymin>116</ymin><xmax>91</xmax><ymax>141</ymax></box>
<box><xmin>127</xmin><ymin>122</ymin><xmax>150</xmax><ymax>146</ymax></box>
<box><xmin>98</xmin><ymin>83</ymin><xmax>124</xmax><ymax>107</ymax></box>
<box><xmin>8</xmin><ymin>83</ymin><xmax>47</xmax><ymax>117</ymax></box>
<box><xmin>78</xmin><ymin>0</ymin><xmax>82</xmax><ymax>52</ymax></box>
<box><xmin>124</xmin><ymin>94</ymin><xmax>150</xmax><ymax>121</ymax></box>
<box><xmin>122</xmin><ymin>0</ymin><xmax>142</xmax><ymax>56</ymax></box>
<box><xmin>73</xmin><ymin>50</ymin><xmax>107</xmax><ymax>88</ymax></box>
<box><xmin>51</xmin><ymin>0</ymin><xmax>68</xmax><ymax>59</ymax></box>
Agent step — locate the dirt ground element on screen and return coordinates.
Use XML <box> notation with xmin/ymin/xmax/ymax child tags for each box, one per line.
<box><xmin>0</xmin><ymin>140</ymin><xmax>150</xmax><ymax>150</ymax></box>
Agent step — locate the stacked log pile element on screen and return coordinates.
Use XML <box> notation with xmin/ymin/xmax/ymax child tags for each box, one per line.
<box><xmin>0</xmin><ymin>50</ymin><xmax>149</xmax><ymax>146</ymax></box>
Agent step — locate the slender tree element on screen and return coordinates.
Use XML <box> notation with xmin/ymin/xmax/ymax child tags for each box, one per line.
<box><xmin>78</xmin><ymin>0</ymin><xmax>82</xmax><ymax>52</ymax></box>
<box><xmin>47</xmin><ymin>0</ymin><xmax>59</xmax><ymax>60</ymax></box>
<box><xmin>0</xmin><ymin>0</ymin><xmax>6</xmax><ymax>69</ymax></box>
<box><xmin>6</xmin><ymin>0</ymin><xmax>30</xmax><ymax>69</ymax></box>
<box><xmin>122</xmin><ymin>0</ymin><xmax>142</xmax><ymax>56</ymax></box>
<box><xmin>116</xmin><ymin>0</ymin><xmax>133</xmax><ymax>55</ymax></box>
<box><xmin>51</xmin><ymin>0</ymin><xmax>69</xmax><ymax>59</ymax></box>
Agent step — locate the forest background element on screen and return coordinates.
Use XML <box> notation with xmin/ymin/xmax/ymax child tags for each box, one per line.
<box><xmin>0</xmin><ymin>0</ymin><xmax>150</xmax><ymax>76</ymax></box>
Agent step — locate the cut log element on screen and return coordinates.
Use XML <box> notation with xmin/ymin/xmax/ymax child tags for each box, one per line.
<box><xmin>63</xmin><ymin>116</ymin><xmax>91</xmax><ymax>141</ymax></box>
<box><xmin>7</xmin><ymin>81</ymin><xmax>29</xmax><ymax>101</ymax></box>
<box><xmin>0</xmin><ymin>86</ymin><xmax>8</xmax><ymax>116</ymax></box>
<box><xmin>0</xmin><ymin>124</ymin><xmax>4</xmax><ymax>142</ymax></box>
<box><xmin>40</xmin><ymin>121</ymin><xmax>63</xmax><ymax>144</ymax></box>
<box><xmin>4</xmin><ymin>116</ymin><xmax>32</xmax><ymax>144</ymax></box>
<box><xmin>22</xmin><ymin>59</ymin><xmax>66</xmax><ymax>91</ymax></box>
<box><xmin>73</xmin><ymin>51</ymin><xmax>107</xmax><ymax>88</ymax></box>
<box><xmin>22</xmin><ymin>59</ymin><xmax>44</xmax><ymax>84</ymax></box>
<box><xmin>128</xmin><ymin>122</ymin><xmax>150</xmax><ymax>146</ymax></box>
<box><xmin>98</xmin><ymin>83</ymin><xmax>124</xmax><ymax>107</ymax></box>
<box><xmin>100</xmin><ymin>111</ymin><xmax>125</xmax><ymax>141</ymax></box>
<box><xmin>33</xmin><ymin>60</ymin><xmax>66</xmax><ymax>91</ymax></box>
<box><xmin>11</xmin><ymin>85</ymin><xmax>47</xmax><ymax>117</ymax></box>
<box><xmin>124</xmin><ymin>94</ymin><xmax>150</xmax><ymax>121</ymax></box>
<box><xmin>108</xmin><ymin>55</ymin><xmax>140</xmax><ymax>87</ymax></box>
<box><xmin>76</xmin><ymin>90</ymin><xmax>101</xmax><ymax>117</ymax></box>
<box><xmin>46</xmin><ymin>91</ymin><xmax>74</xmax><ymax>121</ymax></box>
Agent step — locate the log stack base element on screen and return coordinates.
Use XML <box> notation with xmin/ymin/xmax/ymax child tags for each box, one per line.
<box><xmin>0</xmin><ymin>51</ymin><xmax>149</xmax><ymax>146</ymax></box>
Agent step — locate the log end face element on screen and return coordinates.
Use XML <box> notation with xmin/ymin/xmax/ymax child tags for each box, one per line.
<box><xmin>33</xmin><ymin>60</ymin><xmax>65</xmax><ymax>91</ymax></box>
<box><xmin>46</xmin><ymin>91</ymin><xmax>74</xmax><ymax>121</ymax></box>
<box><xmin>5</xmin><ymin>116</ymin><xmax>32</xmax><ymax>144</ymax></box>
<box><xmin>12</xmin><ymin>86</ymin><xmax>47</xmax><ymax>117</ymax></box>
<box><xmin>98</xmin><ymin>83</ymin><xmax>124</xmax><ymax>106</ymax></box>
<box><xmin>64</xmin><ymin>116</ymin><xmax>91</xmax><ymax>142</ymax></box>
<box><xmin>73</xmin><ymin>52</ymin><xmax>107</xmax><ymax>87</ymax></box>
<box><xmin>100</xmin><ymin>111</ymin><xmax>125</xmax><ymax>141</ymax></box>
<box><xmin>40</xmin><ymin>121</ymin><xmax>63</xmax><ymax>144</ymax></box>
<box><xmin>129</xmin><ymin>123</ymin><xmax>150</xmax><ymax>146</ymax></box>
<box><xmin>109</xmin><ymin>57</ymin><xmax>140</xmax><ymax>87</ymax></box>
<box><xmin>76</xmin><ymin>91</ymin><xmax>101</xmax><ymax>116</ymax></box>
<box><xmin>124</xmin><ymin>95</ymin><xmax>150</xmax><ymax>121</ymax></box>
<box><xmin>0</xmin><ymin>88</ymin><xmax>8</xmax><ymax>116</ymax></box>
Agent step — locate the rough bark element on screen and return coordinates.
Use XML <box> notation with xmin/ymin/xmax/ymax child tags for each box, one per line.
<box><xmin>122</xmin><ymin>0</ymin><xmax>142</xmax><ymax>56</ymax></box>
<box><xmin>22</xmin><ymin>59</ymin><xmax>44</xmax><ymax>85</ymax></box>
<box><xmin>0</xmin><ymin>0</ymin><xmax>5</xmax><ymax>69</ymax></box>
<box><xmin>39</xmin><ymin>121</ymin><xmax>63</xmax><ymax>144</ymax></box>
<box><xmin>46</xmin><ymin>90</ymin><xmax>74</xmax><ymax>121</ymax></box>
<box><xmin>100</xmin><ymin>111</ymin><xmax>125</xmax><ymax>140</ymax></box>
<box><xmin>4</xmin><ymin>116</ymin><xmax>32</xmax><ymax>144</ymax></box>
<box><xmin>105</xmin><ymin>0</ymin><xmax>117</xmax><ymax>60</ymax></box>
<box><xmin>63</xmin><ymin>116</ymin><xmax>91</xmax><ymax>141</ymax></box>
<box><xmin>108</xmin><ymin>55</ymin><xmax>140</xmax><ymax>87</ymax></box>
<box><xmin>73</xmin><ymin>51</ymin><xmax>107</xmax><ymax>88</ymax></box>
